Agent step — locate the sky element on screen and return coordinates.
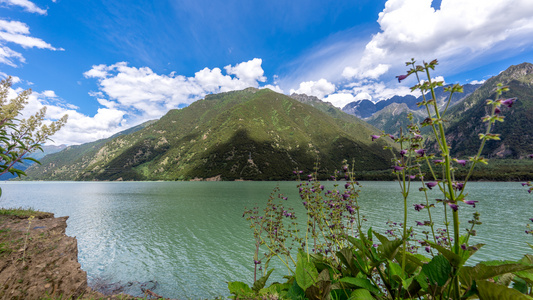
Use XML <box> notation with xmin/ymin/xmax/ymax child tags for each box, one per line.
<box><xmin>1</xmin><ymin>0</ymin><xmax>533</xmax><ymax>145</ymax></box>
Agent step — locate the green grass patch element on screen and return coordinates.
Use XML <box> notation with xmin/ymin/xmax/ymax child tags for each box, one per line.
<box><xmin>0</xmin><ymin>207</ymin><xmax>44</xmax><ymax>218</ymax></box>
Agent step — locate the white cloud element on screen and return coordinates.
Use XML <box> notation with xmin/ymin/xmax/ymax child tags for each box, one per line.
<box><xmin>224</xmin><ymin>58</ymin><xmax>267</xmax><ymax>87</ymax></box>
<box><xmin>289</xmin><ymin>78</ymin><xmax>335</xmax><ymax>99</ymax></box>
<box><xmin>0</xmin><ymin>13</ymin><xmax>62</xmax><ymax>67</ymax></box>
<box><xmin>324</xmin><ymin>93</ymin><xmax>356</xmax><ymax>108</ymax></box>
<box><xmin>342</xmin><ymin>64</ymin><xmax>390</xmax><ymax>80</ymax></box>
<box><xmin>469</xmin><ymin>79</ymin><xmax>486</xmax><ymax>85</ymax></box>
<box><xmin>354</xmin><ymin>0</ymin><xmax>533</xmax><ymax>80</ymax></box>
<box><xmin>0</xmin><ymin>0</ymin><xmax>47</xmax><ymax>15</ymax></box>
<box><xmin>260</xmin><ymin>84</ymin><xmax>284</xmax><ymax>94</ymax></box>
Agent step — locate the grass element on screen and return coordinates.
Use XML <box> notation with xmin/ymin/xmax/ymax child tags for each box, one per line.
<box><xmin>0</xmin><ymin>207</ymin><xmax>47</xmax><ymax>218</ymax></box>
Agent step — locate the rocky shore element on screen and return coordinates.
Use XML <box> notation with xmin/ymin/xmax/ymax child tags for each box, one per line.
<box><xmin>0</xmin><ymin>212</ymin><xmax>150</xmax><ymax>299</ymax></box>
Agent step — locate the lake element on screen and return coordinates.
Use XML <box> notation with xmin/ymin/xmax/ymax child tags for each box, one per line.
<box><xmin>0</xmin><ymin>181</ymin><xmax>531</xmax><ymax>299</ymax></box>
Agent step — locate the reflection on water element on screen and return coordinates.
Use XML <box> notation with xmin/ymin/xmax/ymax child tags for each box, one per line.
<box><xmin>0</xmin><ymin>181</ymin><xmax>530</xmax><ymax>298</ymax></box>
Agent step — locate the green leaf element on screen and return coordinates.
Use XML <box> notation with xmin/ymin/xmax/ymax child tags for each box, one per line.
<box><xmin>23</xmin><ymin>156</ymin><xmax>41</xmax><ymax>165</ymax></box>
<box><xmin>340</xmin><ymin>277</ymin><xmax>381</xmax><ymax>296</ymax></box>
<box><xmin>349</xmin><ymin>289</ymin><xmax>375</xmax><ymax>300</ymax></box>
<box><xmin>295</xmin><ymin>250</ymin><xmax>318</xmax><ymax>291</ymax></box>
<box><xmin>337</xmin><ymin>248</ymin><xmax>359</xmax><ymax>276</ymax></box>
<box><xmin>477</xmin><ymin>280</ymin><xmax>533</xmax><ymax>300</ymax></box>
<box><xmin>253</xmin><ymin>269</ymin><xmax>274</xmax><ymax>292</ymax></box>
<box><xmin>286</xmin><ymin>279</ymin><xmax>305</xmax><ymax>300</ymax></box>
<box><xmin>427</xmin><ymin>241</ymin><xmax>463</xmax><ymax>268</ymax></box>
<box><xmin>421</xmin><ymin>255</ymin><xmax>451</xmax><ymax>287</ymax></box>
<box><xmin>227</xmin><ymin>281</ymin><xmax>252</xmax><ymax>296</ymax></box>
<box><xmin>399</xmin><ymin>251</ymin><xmax>429</xmax><ymax>274</ymax></box>
<box><xmin>459</xmin><ymin>262</ymin><xmax>533</xmax><ymax>288</ymax></box>
<box><xmin>374</xmin><ymin>231</ymin><xmax>402</xmax><ymax>261</ymax></box>
<box><xmin>415</xmin><ymin>271</ymin><xmax>429</xmax><ymax>291</ymax></box>
<box><xmin>0</xmin><ymin>153</ymin><xmax>11</xmax><ymax>162</ymax></box>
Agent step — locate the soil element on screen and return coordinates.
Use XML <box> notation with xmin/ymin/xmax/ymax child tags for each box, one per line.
<box><xmin>0</xmin><ymin>213</ymin><xmax>160</xmax><ymax>300</ymax></box>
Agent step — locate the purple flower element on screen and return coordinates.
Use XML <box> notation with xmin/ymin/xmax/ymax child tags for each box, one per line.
<box><xmin>500</xmin><ymin>97</ymin><xmax>516</xmax><ymax>108</ymax></box>
<box><xmin>282</xmin><ymin>197</ymin><xmax>288</xmax><ymax>200</ymax></box>
<box><xmin>396</xmin><ymin>73</ymin><xmax>409</xmax><ymax>83</ymax></box>
<box><xmin>433</xmin><ymin>159</ymin><xmax>443</xmax><ymax>164</ymax></box>
<box><xmin>455</xmin><ymin>159</ymin><xmax>467</xmax><ymax>166</ymax></box>
<box><xmin>415</xmin><ymin>149</ymin><xmax>426</xmax><ymax>156</ymax></box>
<box><xmin>400</xmin><ymin>149</ymin><xmax>407</xmax><ymax>157</ymax></box>
<box><xmin>292</xmin><ymin>171</ymin><xmax>297</xmax><ymax>174</ymax></box>
<box><xmin>455</xmin><ymin>182</ymin><xmax>464</xmax><ymax>190</ymax></box>
<box><xmin>388</xmin><ymin>134</ymin><xmax>395</xmax><ymax>140</ymax></box>
<box><xmin>461</xmin><ymin>244</ymin><xmax>467</xmax><ymax>250</ymax></box>
<box><xmin>414</xmin><ymin>203</ymin><xmax>425</xmax><ymax>211</ymax></box>
<box><xmin>426</xmin><ymin>182</ymin><xmax>438</xmax><ymax>189</ymax></box>
<box><xmin>342</xmin><ymin>194</ymin><xmax>350</xmax><ymax>200</ymax></box>
<box><xmin>463</xmin><ymin>200</ymin><xmax>478</xmax><ymax>207</ymax></box>
<box><xmin>320</xmin><ymin>185</ymin><xmax>324</xmax><ymax>190</ymax></box>
<box><xmin>343</xmin><ymin>165</ymin><xmax>348</xmax><ymax>171</ymax></box>
<box><xmin>425</xmin><ymin>246</ymin><xmax>431</xmax><ymax>253</ymax></box>
<box><xmin>409</xmin><ymin>175</ymin><xmax>416</xmax><ymax>180</ymax></box>
<box><xmin>448</xmin><ymin>203</ymin><xmax>459</xmax><ymax>212</ymax></box>
<box><xmin>254</xmin><ymin>260</ymin><xmax>261</xmax><ymax>265</ymax></box>
<box><xmin>393</xmin><ymin>165</ymin><xmax>404</xmax><ymax>171</ymax></box>
<box><xmin>414</xmin><ymin>134</ymin><xmax>423</xmax><ymax>140</ymax></box>
<box><xmin>415</xmin><ymin>221</ymin><xmax>424</xmax><ymax>226</ymax></box>
<box><xmin>299</xmin><ymin>170</ymin><xmax>303</xmax><ymax>174</ymax></box>
<box><xmin>371</xmin><ymin>135</ymin><xmax>380</xmax><ymax>141</ymax></box>
<box><xmin>528</xmin><ymin>154</ymin><xmax>533</xmax><ymax>159</ymax></box>
<box><xmin>529</xmin><ymin>218</ymin><xmax>533</xmax><ymax>222</ymax></box>
<box><xmin>494</xmin><ymin>106</ymin><xmax>501</xmax><ymax>115</ymax></box>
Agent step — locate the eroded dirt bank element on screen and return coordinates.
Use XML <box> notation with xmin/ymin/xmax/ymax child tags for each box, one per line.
<box><xmin>0</xmin><ymin>212</ymin><xmax>154</xmax><ymax>299</ymax></box>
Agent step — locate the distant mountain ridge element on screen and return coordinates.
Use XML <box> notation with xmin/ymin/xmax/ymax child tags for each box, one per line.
<box><xmin>443</xmin><ymin>62</ymin><xmax>533</xmax><ymax>158</ymax></box>
<box><xmin>24</xmin><ymin>88</ymin><xmax>395</xmax><ymax>181</ymax></box>
<box><xmin>0</xmin><ymin>145</ymin><xmax>67</xmax><ymax>180</ymax></box>
<box><xmin>342</xmin><ymin>83</ymin><xmax>481</xmax><ymax>118</ymax></box>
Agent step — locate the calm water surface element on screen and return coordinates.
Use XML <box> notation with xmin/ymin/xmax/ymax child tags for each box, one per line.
<box><xmin>0</xmin><ymin>181</ymin><xmax>531</xmax><ymax>299</ymax></box>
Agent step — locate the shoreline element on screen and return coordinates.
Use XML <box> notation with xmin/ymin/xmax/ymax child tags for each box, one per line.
<box><xmin>0</xmin><ymin>210</ymin><xmax>164</xmax><ymax>299</ymax></box>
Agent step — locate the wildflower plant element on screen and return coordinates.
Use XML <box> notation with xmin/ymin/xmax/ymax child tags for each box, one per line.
<box><xmin>229</xmin><ymin>59</ymin><xmax>533</xmax><ymax>299</ymax></box>
<box><xmin>0</xmin><ymin>77</ymin><xmax>67</xmax><ymax>196</ymax></box>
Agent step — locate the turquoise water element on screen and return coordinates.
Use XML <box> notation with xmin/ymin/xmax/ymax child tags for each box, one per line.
<box><xmin>0</xmin><ymin>181</ymin><xmax>531</xmax><ymax>298</ymax></box>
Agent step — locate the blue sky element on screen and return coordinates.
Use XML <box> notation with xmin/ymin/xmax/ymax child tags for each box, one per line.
<box><xmin>1</xmin><ymin>0</ymin><xmax>533</xmax><ymax>145</ymax></box>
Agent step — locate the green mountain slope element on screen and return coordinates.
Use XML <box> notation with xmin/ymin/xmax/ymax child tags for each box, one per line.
<box><xmin>24</xmin><ymin>88</ymin><xmax>394</xmax><ymax>181</ymax></box>
<box><xmin>443</xmin><ymin>62</ymin><xmax>533</xmax><ymax>158</ymax></box>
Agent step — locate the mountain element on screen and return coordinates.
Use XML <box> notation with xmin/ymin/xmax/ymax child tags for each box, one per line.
<box><xmin>0</xmin><ymin>145</ymin><xmax>67</xmax><ymax>180</ymax></box>
<box><xmin>23</xmin><ymin>88</ymin><xmax>395</xmax><ymax>181</ymax></box>
<box><xmin>443</xmin><ymin>62</ymin><xmax>533</xmax><ymax>158</ymax></box>
<box><xmin>366</xmin><ymin>103</ymin><xmax>425</xmax><ymax>137</ymax></box>
<box><xmin>342</xmin><ymin>83</ymin><xmax>480</xmax><ymax>119</ymax></box>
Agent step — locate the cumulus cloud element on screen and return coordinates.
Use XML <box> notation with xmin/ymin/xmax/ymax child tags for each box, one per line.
<box><xmin>224</xmin><ymin>58</ymin><xmax>267</xmax><ymax>87</ymax></box>
<box><xmin>351</xmin><ymin>0</ymin><xmax>533</xmax><ymax>81</ymax></box>
<box><xmin>84</xmin><ymin>59</ymin><xmax>269</xmax><ymax>121</ymax></box>
<box><xmin>289</xmin><ymin>78</ymin><xmax>335</xmax><ymax>99</ymax></box>
<box><xmin>4</xmin><ymin>84</ymin><xmax>122</xmax><ymax>145</ymax></box>
<box><xmin>0</xmin><ymin>0</ymin><xmax>47</xmax><ymax>15</ymax></box>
